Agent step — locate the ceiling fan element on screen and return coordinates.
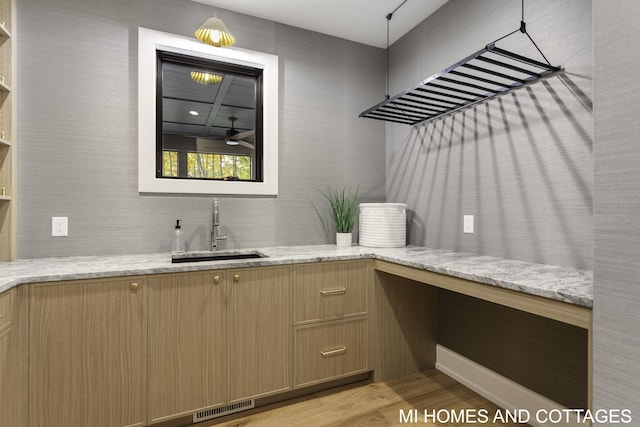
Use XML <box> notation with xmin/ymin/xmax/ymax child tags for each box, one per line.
<box><xmin>224</xmin><ymin>116</ymin><xmax>255</xmax><ymax>149</ymax></box>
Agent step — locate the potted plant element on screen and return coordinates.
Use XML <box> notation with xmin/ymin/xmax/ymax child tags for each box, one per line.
<box><xmin>321</xmin><ymin>185</ymin><xmax>358</xmax><ymax>247</ymax></box>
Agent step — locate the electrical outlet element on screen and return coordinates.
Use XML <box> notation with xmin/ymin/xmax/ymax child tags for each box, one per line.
<box><xmin>463</xmin><ymin>215</ymin><xmax>474</xmax><ymax>234</ymax></box>
<box><xmin>52</xmin><ymin>217</ymin><xmax>68</xmax><ymax>237</ymax></box>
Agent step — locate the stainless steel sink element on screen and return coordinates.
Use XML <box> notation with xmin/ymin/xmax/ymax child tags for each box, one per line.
<box><xmin>171</xmin><ymin>250</ymin><xmax>267</xmax><ymax>263</ymax></box>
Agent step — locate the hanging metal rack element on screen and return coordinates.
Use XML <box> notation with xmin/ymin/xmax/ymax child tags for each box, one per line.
<box><xmin>360</xmin><ymin>3</ymin><xmax>562</xmax><ymax>126</ymax></box>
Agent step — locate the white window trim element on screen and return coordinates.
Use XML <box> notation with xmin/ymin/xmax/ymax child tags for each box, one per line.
<box><xmin>138</xmin><ymin>27</ymin><xmax>279</xmax><ymax>195</ymax></box>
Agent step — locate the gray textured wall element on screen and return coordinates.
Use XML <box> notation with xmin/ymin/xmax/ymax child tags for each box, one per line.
<box><xmin>16</xmin><ymin>0</ymin><xmax>386</xmax><ymax>258</ymax></box>
<box><xmin>386</xmin><ymin>0</ymin><xmax>592</xmax><ymax>270</ymax></box>
<box><xmin>593</xmin><ymin>1</ymin><xmax>640</xmax><ymax>422</ymax></box>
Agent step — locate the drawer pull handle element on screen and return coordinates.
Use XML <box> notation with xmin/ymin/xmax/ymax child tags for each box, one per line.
<box><xmin>233</xmin><ymin>274</ymin><xmax>240</xmax><ymax>282</ymax></box>
<box><xmin>320</xmin><ymin>346</ymin><xmax>347</xmax><ymax>357</ymax></box>
<box><xmin>130</xmin><ymin>282</ymin><xmax>139</xmax><ymax>291</ymax></box>
<box><xmin>320</xmin><ymin>287</ymin><xmax>346</xmax><ymax>296</ymax></box>
<box><xmin>213</xmin><ymin>275</ymin><xmax>221</xmax><ymax>283</ymax></box>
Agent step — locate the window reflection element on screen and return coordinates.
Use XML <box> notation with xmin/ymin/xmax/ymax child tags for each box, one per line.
<box><xmin>156</xmin><ymin>51</ymin><xmax>263</xmax><ymax>182</ymax></box>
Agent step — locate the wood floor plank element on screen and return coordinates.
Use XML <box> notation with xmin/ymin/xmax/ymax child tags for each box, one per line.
<box><xmin>203</xmin><ymin>369</ymin><xmax>528</xmax><ymax>427</ymax></box>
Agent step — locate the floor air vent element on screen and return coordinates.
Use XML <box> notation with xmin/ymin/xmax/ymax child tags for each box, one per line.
<box><xmin>193</xmin><ymin>400</ymin><xmax>255</xmax><ymax>423</ymax></box>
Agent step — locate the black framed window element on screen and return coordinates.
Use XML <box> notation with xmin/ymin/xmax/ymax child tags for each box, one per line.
<box><xmin>155</xmin><ymin>51</ymin><xmax>263</xmax><ymax>182</ymax></box>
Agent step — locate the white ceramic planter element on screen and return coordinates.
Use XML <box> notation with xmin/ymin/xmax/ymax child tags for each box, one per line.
<box><xmin>336</xmin><ymin>232</ymin><xmax>352</xmax><ymax>247</ymax></box>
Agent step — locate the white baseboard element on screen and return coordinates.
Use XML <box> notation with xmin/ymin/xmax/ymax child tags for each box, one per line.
<box><xmin>435</xmin><ymin>345</ymin><xmax>583</xmax><ymax>427</ymax></box>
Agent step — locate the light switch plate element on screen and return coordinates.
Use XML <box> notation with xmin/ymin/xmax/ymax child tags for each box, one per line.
<box><xmin>52</xmin><ymin>217</ymin><xmax>68</xmax><ymax>237</ymax></box>
<box><xmin>463</xmin><ymin>215</ymin><xmax>474</xmax><ymax>234</ymax></box>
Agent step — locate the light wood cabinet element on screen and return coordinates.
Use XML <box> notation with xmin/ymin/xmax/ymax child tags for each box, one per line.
<box><xmin>26</xmin><ymin>266</ymin><xmax>294</xmax><ymax>426</ymax></box>
<box><xmin>29</xmin><ymin>278</ymin><xmax>146</xmax><ymax>427</ymax></box>
<box><xmin>0</xmin><ymin>0</ymin><xmax>15</xmax><ymax>260</ymax></box>
<box><xmin>227</xmin><ymin>266</ymin><xmax>292</xmax><ymax>403</ymax></box>
<box><xmin>292</xmin><ymin>260</ymin><xmax>370</xmax><ymax>388</ymax></box>
<box><xmin>147</xmin><ymin>271</ymin><xmax>226</xmax><ymax>424</ymax></box>
<box><xmin>23</xmin><ymin>261</ymin><xmax>369</xmax><ymax>425</ymax></box>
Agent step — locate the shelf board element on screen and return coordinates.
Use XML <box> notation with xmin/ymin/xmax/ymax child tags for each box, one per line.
<box><xmin>0</xmin><ymin>80</ymin><xmax>11</xmax><ymax>93</ymax></box>
<box><xmin>0</xmin><ymin>195</ymin><xmax>12</xmax><ymax>201</ymax></box>
<box><xmin>0</xmin><ymin>137</ymin><xmax>11</xmax><ymax>147</ymax></box>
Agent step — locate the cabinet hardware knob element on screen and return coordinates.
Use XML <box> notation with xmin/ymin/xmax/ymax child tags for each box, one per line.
<box><xmin>233</xmin><ymin>274</ymin><xmax>240</xmax><ymax>282</ymax></box>
<box><xmin>320</xmin><ymin>346</ymin><xmax>347</xmax><ymax>357</ymax></box>
<box><xmin>130</xmin><ymin>282</ymin><xmax>139</xmax><ymax>291</ymax></box>
<box><xmin>213</xmin><ymin>275</ymin><xmax>221</xmax><ymax>283</ymax></box>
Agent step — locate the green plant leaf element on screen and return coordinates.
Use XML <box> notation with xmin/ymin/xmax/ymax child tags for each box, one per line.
<box><xmin>320</xmin><ymin>185</ymin><xmax>359</xmax><ymax>233</ymax></box>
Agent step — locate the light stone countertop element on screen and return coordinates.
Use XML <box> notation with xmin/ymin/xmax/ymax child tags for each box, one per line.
<box><xmin>0</xmin><ymin>245</ymin><xmax>593</xmax><ymax>307</ymax></box>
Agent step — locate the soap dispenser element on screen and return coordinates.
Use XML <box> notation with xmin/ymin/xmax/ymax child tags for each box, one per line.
<box><xmin>171</xmin><ymin>220</ymin><xmax>186</xmax><ymax>253</ymax></box>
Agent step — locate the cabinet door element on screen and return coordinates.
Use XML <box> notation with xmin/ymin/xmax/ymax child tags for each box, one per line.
<box><xmin>147</xmin><ymin>272</ymin><xmax>226</xmax><ymax>423</ymax></box>
<box><xmin>29</xmin><ymin>279</ymin><xmax>146</xmax><ymax>427</ymax></box>
<box><xmin>227</xmin><ymin>266</ymin><xmax>292</xmax><ymax>402</ymax></box>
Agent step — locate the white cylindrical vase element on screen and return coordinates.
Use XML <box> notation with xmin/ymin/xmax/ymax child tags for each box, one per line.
<box><xmin>336</xmin><ymin>232</ymin><xmax>352</xmax><ymax>247</ymax></box>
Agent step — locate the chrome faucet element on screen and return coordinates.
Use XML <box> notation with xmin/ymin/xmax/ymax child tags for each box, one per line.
<box><xmin>211</xmin><ymin>198</ymin><xmax>226</xmax><ymax>251</ymax></box>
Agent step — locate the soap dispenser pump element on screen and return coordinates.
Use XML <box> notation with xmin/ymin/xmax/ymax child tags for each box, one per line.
<box><xmin>171</xmin><ymin>219</ymin><xmax>186</xmax><ymax>253</ymax></box>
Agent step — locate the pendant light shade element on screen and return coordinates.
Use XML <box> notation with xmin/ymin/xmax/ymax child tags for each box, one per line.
<box><xmin>195</xmin><ymin>14</ymin><xmax>235</xmax><ymax>47</ymax></box>
<box><xmin>190</xmin><ymin>71</ymin><xmax>223</xmax><ymax>85</ymax></box>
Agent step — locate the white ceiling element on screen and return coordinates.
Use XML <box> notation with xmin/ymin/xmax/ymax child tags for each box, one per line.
<box><xmin>192</xmin><ymin>0</ymin><xmax>449</xmax><ymax>48</ymax></box>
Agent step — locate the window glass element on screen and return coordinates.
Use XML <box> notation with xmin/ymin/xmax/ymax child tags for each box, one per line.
<box><xmin>162</xmin><ymin>151</ymin><xmax>178</xmax><ymax>177</ymax></box>
<box><xmin>157</xmin><ymin>51</ymin><xmax>262</xmax><ymax>182</ymax></box>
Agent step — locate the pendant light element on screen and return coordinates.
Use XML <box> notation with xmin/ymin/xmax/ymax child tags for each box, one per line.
<box><xmin>190</xmin><ymin>71</ymin><xmax>223</xmax><ymax>85</ymax></box>
<box><xmin>195</xmin><ymin>14</ymin><xmax>236</xmax><ymax>47</ymax></box>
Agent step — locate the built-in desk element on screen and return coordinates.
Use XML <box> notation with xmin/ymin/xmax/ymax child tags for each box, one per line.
<box><xmin>372</xmin><ymin>260</ymin><xmax>593</xmax><ymax>414</ymax></box>
<box><xmin>375</xmin><ymin>259</ymin><xmax>592</xmax><ymax>329</ymax></box>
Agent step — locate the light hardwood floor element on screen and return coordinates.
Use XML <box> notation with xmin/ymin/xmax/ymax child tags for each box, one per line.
<box><xmin>202</xmin><ymin>369</ymin><xmax>528</xmax><ymax>427</ymax></box>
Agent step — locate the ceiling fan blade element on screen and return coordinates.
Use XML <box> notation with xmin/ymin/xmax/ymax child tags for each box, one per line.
<box><xmin>238</xmin><ymin>140</ymin><xmax>255</xmax><ymax>150</ymax></box>
<box><xmin>231</xmin><ymin>129</ymin><xmax>255</xmax><ymax>140</ymax></box>
<box><xmin>196</xmin><ymin>136</ymin><xmax>254</xmax><ymax>149</ymax></box>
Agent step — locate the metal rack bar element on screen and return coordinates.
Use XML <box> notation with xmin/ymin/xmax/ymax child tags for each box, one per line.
<box><xmin>448</xmin><ymin>70</ymin><xmax>510</xmax><ymax>88</ymax></box>
<box><xmin>437</xmin><ymin>76</ymin><xmax>499</xmax><ymax>93</ymax></box>
<box><xmin>475</xmin><ymin>56</ymin><xmax>543</xmax><ymax>78</ymax></box>
<box><xmin>460</xmin><ymin>63</ymin><xmax>529</xmax><ymax>85</ymax></box>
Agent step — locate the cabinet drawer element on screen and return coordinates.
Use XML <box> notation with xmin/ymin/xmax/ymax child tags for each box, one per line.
<box><xmin>293</xmin><ymin>261</ymin><xmax>368</xmax><ymax>323</ymax></box>
<box><xmin>0</xmin><ymin>290</ymin><xmax>11</xmax><ymax>330</ymax></box>
<box><xmin>294</xmin><ymin>318</ymin><xmax>368</xmax><ymax>388</ymax></box>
